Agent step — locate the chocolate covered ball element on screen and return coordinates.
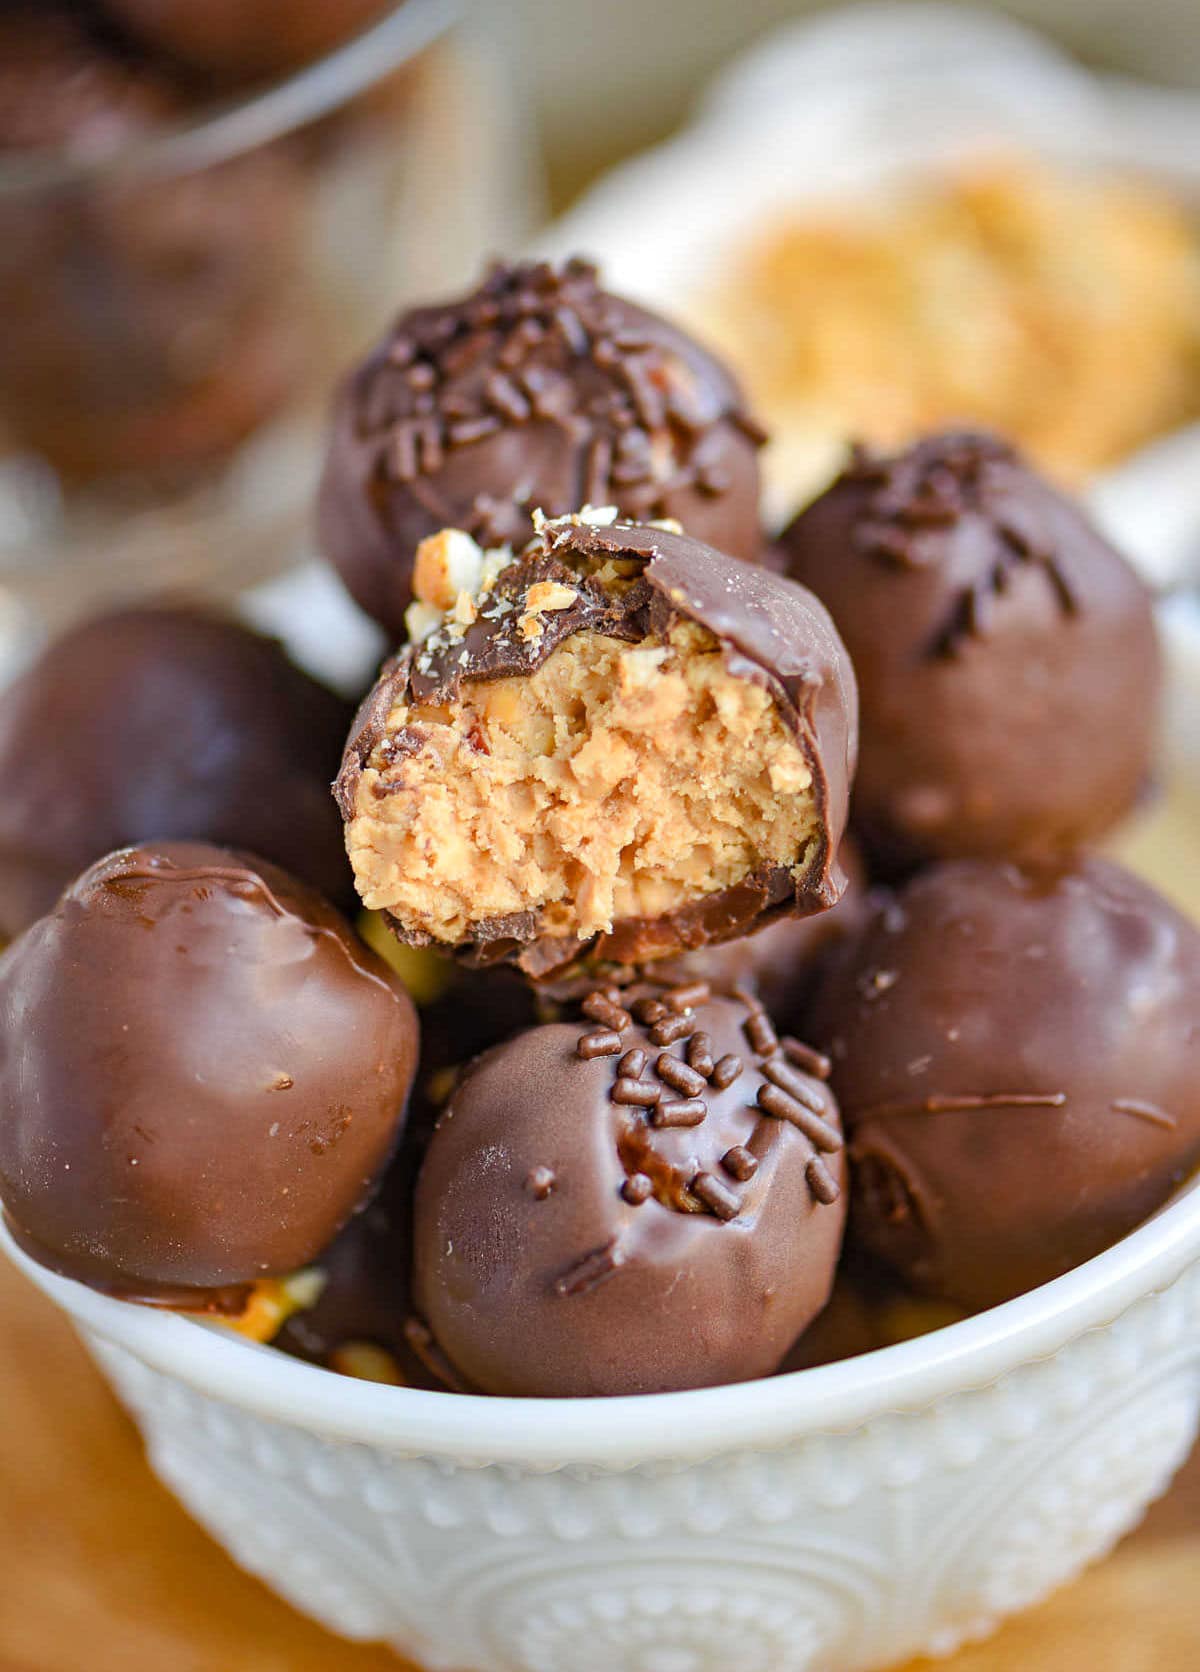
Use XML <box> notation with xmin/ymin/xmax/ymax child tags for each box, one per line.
<box><xmin>808</xmin><ymin>857</ymin><xmax>1200</xmax><ymax>1311</ymax></box>
<box><xmin>413</xmin><ymin>981</ymin><xmax>846</xmax><ymax>1396</ymax></box>
<box><xmin>778</xmin><ymin>431</ymin><xmax>1161</xmax><ymax>870</ymax></box>
<box><xmin>318</xmin><ymin>260</ymin><xmax>766</xmax><ymax>637</ymax></box>
<box><xmin>103</xmin><ymin>0</ymin><xmax>388</xmax><ymax>82</ymax></box>
<box><xmin>0</xmin><ymin>608</ymin><xmax>354</xmax><ymax>938</ymax></box>
<box><xmin>0</xmin><ymin>842</ymin><xmax>419</xmax><ymax>1305</ymax></box>
<box><xmin>337</xmin><ymin>514</ymin><xmax>857</xmax><ymax>979</ymax></box>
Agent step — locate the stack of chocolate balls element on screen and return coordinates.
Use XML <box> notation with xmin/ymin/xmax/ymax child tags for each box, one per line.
<box><xmin>1</xmin><ymin>258</ymin><xmax>1197</xmax><ymax>1403</ymax></box>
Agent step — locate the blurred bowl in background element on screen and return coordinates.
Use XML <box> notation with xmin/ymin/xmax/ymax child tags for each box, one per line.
<box><xmin>0</xmin><ymin>0</ymin><xmax>538</xmax><ymax>664</ymax></box>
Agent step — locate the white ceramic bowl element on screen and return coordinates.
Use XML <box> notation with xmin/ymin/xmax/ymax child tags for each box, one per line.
<box><xmin>7</xmin><ymin>16</ymin><xmax>1200</xmax><ymax>1660</ymax></box>
<box><xmin>6</xmin><ymin>1171</ymin><xmax>1200</xmax><ymax>1672</ymax></box>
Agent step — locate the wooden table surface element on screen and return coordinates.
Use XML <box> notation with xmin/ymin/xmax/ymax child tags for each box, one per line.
<box><xmin>1</xmin><ymin>1248</ymin><xmax>1197</xmax><ymax>1672</ymax></box>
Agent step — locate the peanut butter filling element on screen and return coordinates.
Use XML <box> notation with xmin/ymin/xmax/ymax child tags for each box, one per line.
<box><xmin>347</xmin><ymin>620</ymin><xmax>820</xmax><ymax>947</ymax></box>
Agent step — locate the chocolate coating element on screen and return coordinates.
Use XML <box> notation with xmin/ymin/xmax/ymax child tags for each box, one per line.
<box><xmin>808</xmin><ymin>857</ymin><xmax>1200</xmax><ymax>1311</ymax></box>
<box><xmin>0</xmin><ymin>842</ymin><xmax>418</xmax><ymax>1303</ymax></box>
<box><xmin>338</xmin><ymin>517</ymin><xmax>859</xmax><ymax>976</ymax></box>
<box><xmin>778</xmin><ymin>431</ymin><xmax>1161</xmax><ymax>870</ymax></box>
<box><xmin>413</xmin><ymin>987</ymin><xmax>846</xmax><ymax>1396</ymax></box>
<box><xmin>0</xmin><ymin>608</ymin><xmax>354</xmax><ymax>938</ymax></box>
<box><xmin>103</xmin><ymin>0</ymin><xmax>389</xmax><ymax>82</ymax></box>
<box><xmin>318</xmin><ymin>260</ymin><xmax>766</xmax><ymax>636</ymax></box>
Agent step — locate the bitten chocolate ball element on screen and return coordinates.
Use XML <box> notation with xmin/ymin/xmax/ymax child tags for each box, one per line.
<box><xmin>0</xmin><ymin>608</ymin><xmax>354</xmax><ymax>938</ymax></box>
<box><xmin>0</xmin><ymin>842</ymin><xmax>419</xmax><ymax>1306</ymax></box>
<box><xmin>778</xmin><ymin>431</ymin><xmax>1161</xmax><ymax>870</ymax></box>
<box><xmin>808</xmin><ymin>857</ymin><xmax>1200</xmax><ymax>1311</ymax></box>
<box><xmin>318</xmin><ymin>260</ymin><xmax>766</xmax><ymax>636</ymax></box>
<box><xmin>337</xmin><ymin>514</ymin><xmax>858</xmax><ymax>979</ymax></box>
<box><xmin>103</xmin><ymin>0</ymin><xmax>388</xmax><ymax>82</ymax></box>
<box><xmin>413</xmin><ymin>981</ymin><xmax>846</xmax><ymax>1396</ymax></box>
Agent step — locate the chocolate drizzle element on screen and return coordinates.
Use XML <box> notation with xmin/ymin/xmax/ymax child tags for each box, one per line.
<box><xmin>780</xmin><ymin>428</ymin><xmax>1160</xmax><ymax>871</ymax></box>
<box><xmin>845</xmin><ymin>432</ymin><xmax>1079</xmax><ymax>658</ymax></box>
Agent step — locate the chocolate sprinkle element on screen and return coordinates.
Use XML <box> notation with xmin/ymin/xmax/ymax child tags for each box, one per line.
<box><xmin>577</xmin><ymin>1029</ymin><xmax>623</xmax><ymax>1060</ymax></box>
<box><xmin>745</xmin><ymin>1011</ymin><xmax>779</xmax><ymax>1057</ymax></box>
<box><xmin>721</xmin><ymin>1145</ymin><xmax>758</xmax><ymax>1182</ymax></box>
<box><xmin>402</xmin><ymin>1317</ymin><xmax>471</xmax><ymax>1394</ymax></box>
<box><xmin>763</xmin><ymin>1056</ymin><xmax>833</xmax><ymax>1116</ymax></box>
<box><xmin>1112</xmin><ymin>1097</ymin><xmax>1178</xmax><ymax>1130</ymax></box>
<box><xmin>612</xmin><ymin>1077</ymin><xmax>663</xmax><ymax>1108</ymax></box>
<box><xmin>666</xmin><ymin>981</ymin><xmax>711</xmax><ymax>1013</ymax></box>
<box><xmin>621</xmin><ymin>1173</ymin><xmax>653</xmax><ymax>1206</ymax></box>
<box><xmin>687</xmin><ymin>1033</ymin><xmax>716</xmax><ymax>1077</ymax></box>
<box><xmin>691</xmin><ymin>1172</ymin><xmax>741</xmax><ymax>1221</ymax></box>
<box><xmin>656</xmin><ymin>1055</ymin><xmax>707</xmax><ymax>1098</ymax></box>
<box><xmin>554</xmin><ymin>1237</ymin><xmax>626</xmax><ymax>1297</ymax></box>
<box><xmin>651</xmin><ymin>1099</ymin><xmax>708</xmax><ymax>1129</ymax></box>
<box><xmin>757</xmin><ymin>1082</ymin><xmax>842</xmax><ymax>1152</ymax></box>
<box><xmin>582</xmin><ymin>992</ymin><xmax>631</xmax><ymax>1032</ymax></box>
<box><xmin>633</xmin><ymin>997</ymin><xmax>669</xmax><ymax>1025</ymax></box>
<box><xmin>806</xmin><ymin>1155</ymin><xmax>841</xmax><ymax>1205</ymax></box>
<box><xmin>650</xmin><ymin>1015</ymin><xmax>693</xmax><ymax>1047</ymax></box>
<box><xmin>618</xmin><ymin>1048</ymin><xmax>647</xmax><ymax>1079</ymax></box>
<box><xmin>711</xmin><ymin>1054</ymin><xmax>742</xmax><ymax>1091</ymax></box>
<box><xmin>782</xmin><ymin>1037</ymin><xmax>833</xmax><ymax>1081</ymax></box>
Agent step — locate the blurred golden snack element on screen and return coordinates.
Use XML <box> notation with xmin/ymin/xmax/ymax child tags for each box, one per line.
<box><xmin>211</xmin><ymin>1270</ymin><xmax>327</xmax><ymax>1344</ymax></box>
<box><xmin>328</xmin><ymin>1341</ymin><xmax>407</xmax><ymax>1385</ymax></box>
<box><xmin>695</xmin><ymin>160</ymin><xmax>1200</xmax><ymax>511</ymax></box>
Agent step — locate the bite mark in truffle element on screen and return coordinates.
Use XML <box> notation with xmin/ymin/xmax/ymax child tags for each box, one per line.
<box><xmin>844</xmin><ymin>433</ymin><xmax>1079</xmax><ymax>657</ymax></box>
<box><xmin>338</xmin><ymin>515</ymin><xmax>858</xmax><ymax>977</ymax></box>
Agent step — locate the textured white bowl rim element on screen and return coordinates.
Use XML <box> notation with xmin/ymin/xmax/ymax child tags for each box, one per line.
<box><xmin>6</xmin><ymin>1172</ymin><xmax>1200</xmax><ymax>1469</ymax></box>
